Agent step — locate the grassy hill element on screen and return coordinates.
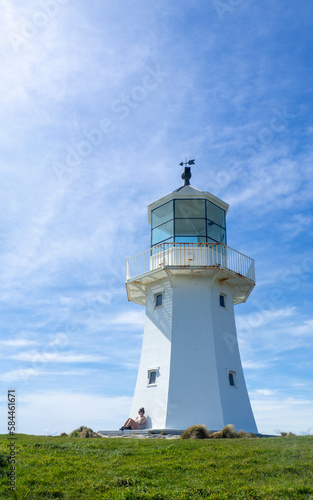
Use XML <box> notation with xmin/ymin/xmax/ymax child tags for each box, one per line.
<box><xmin>0</xmin><ymin>433</ymin><xmax>312</xmax><ymax>499</ymax></box>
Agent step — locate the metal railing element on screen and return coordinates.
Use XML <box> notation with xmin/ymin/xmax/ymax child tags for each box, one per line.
<box><xmin>126</xmin><ymin>243</ymin><xmax>255</xmax><ymax>282</ymax></box>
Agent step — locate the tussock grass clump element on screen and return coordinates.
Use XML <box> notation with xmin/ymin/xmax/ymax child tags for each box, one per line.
<box><xmin>236</xmin><ymin>430</ymin><xmax>246</xmax><ymax>438</ymax></box>
<box><xmin>237</xmin><ymin>430</ymin><xmax>256</xmax><ymax>439</ymax></box>
<box><xmin>181</xmin><ymin>424</ymin><xmax>211</xmax><ymax>439</ymax></box>
<box><xmin>69</xmin><ymin>426</ymin><xmax>102</xmax><ymax>438</ymax></box>
<box><xmin>211</xmin><ymin>424</ymin><xmax>237</xmax><ymax>439</ymax></box>
<box><xmin>211</xmin><ymin>425</ymin><xmax>256</xmax><ymax>439</ymax></box>
<box><xmin>181</xmin><ymin>424</ymin><xmax>257</xmax><ymax>440</ymax></box>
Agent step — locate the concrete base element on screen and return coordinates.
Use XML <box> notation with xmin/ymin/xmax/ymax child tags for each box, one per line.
<box><xmin>98</xmin><ymin>429</ymin><xmax>184</xmax><ymax>437</ymax></box>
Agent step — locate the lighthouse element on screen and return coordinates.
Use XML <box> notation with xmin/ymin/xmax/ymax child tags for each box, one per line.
<box><xmin>126</xmin><ymin>162</ymin><xmax>258</xmax><ymax>433</ymax></box>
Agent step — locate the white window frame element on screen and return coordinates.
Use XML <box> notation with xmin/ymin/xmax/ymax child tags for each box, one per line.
<box><xmin>147</xmin><ymin>368</ymin><xmax>158</xmax><ymax>386</ymax></box>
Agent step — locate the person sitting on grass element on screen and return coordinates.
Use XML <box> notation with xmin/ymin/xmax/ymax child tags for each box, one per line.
<box><xmin>120</xmin><ymin>407</ymin><xmax>146</xmax><ymax>430</ymax></box>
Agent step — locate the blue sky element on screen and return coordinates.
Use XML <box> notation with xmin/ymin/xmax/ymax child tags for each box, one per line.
<box><xmin>0</xmin><ymin>0</ymin><xmax>312</xmax><ymax>436</ymax></box>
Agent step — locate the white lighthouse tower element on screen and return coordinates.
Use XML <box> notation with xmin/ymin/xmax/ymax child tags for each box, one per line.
<box><xmin>126</xmin><ymin>162</ymin><xmax>258</xmax><ymax>433</ymax></box>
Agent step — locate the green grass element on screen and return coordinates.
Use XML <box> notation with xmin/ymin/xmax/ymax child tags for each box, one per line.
<box><xmin>0</xmin><ymin>434</ymin><xmax>313</xmax><ymax>499</ymax></box>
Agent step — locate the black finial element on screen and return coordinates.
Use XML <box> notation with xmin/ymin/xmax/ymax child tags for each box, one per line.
<box><xmin>180</xmin><ymin>158</ymin><xmax>195</xmax><ymax>186</ymax></box>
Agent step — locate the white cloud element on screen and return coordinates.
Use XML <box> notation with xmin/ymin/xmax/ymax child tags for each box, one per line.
<box><xmin>0</xmin><ymin>391</ymin><xmax>133</xmax><ymax>435</ymax></box>
<box><xmin>280</xmin><ymin>213</ymin><xmax>313</xmax><ymax>238</ymax></box>
<box><xmin>237</xmin><ymin>310</ymin><xmax>313</xmax><ymax>362</ymax></box>
<box><xmin>8</xmin><ymin>351</ymin><xmax>107</xmax><ymax>363</ymax></box>
<box><xmin>251</xmin><ymin>389</ymin><xmax>278</xmax><ymax>397</ymax></box>
<box><xmin>242</xmin><ymin>360</ymin><xmax>273</xmax><ymax>370</ymax></box>
<box><xmin>109</xmin><ymin>310</ymin><xmax>145</xmax><ymax>327</ymax></box>
<box><xmin>291</xmin><ymin>382</ymin><xmax>309</xmax><ymax>388</ymax></box>
<box><xmin>0</xmin><ymin>368</ymin><xmax>41</xmax><ymax>382</ymax></box>
<box><xmin>252</xmin><ymin>396</ymin><xmax>313</xmax><ymax>435</ymax></box>
<box><xmin>0</xmin><ymin>368</ymin><xmax>96</xmax><ymax>383</ymax></box>
<box><xmin>0</xmin><ymin>339</ymin><xmax>37</xmax><ymax>347</ymax></box>
<box><xmin>291</xmin><ymin>319</ymin><xmax>313</xmax><ymax>337</ymax></box>
<box><xmin>224</xmin><ymin>153</ymin><xmax>313</xmax><ymax>213</ymax></box>
<box><xmin>237</xmin><ymin>307</ymin><xmax>296</xmax><ymax>331</ymax></box>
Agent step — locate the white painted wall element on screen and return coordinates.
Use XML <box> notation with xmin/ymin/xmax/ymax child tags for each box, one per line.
<box><xmin>130</xmin><ymin>278</ymin><xmax>173</xmax><ymax>428</ymax></box>
<box><xmin>130</xmin><ymin>271</ymin><xmax>258</xmax><ymax>433</ymax></box>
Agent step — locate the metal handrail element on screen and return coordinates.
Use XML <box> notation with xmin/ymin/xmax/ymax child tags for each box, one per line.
<box><xmin>126</xmin><ymin>243</ymin><xmax>255</xmax><ymax>283</ymax></box>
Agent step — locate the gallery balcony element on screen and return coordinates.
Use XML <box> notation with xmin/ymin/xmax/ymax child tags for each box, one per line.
<box><xmin>126</xmin><ymin>242</ymin><xmax>255</xmax><ymax>306</ymax></box>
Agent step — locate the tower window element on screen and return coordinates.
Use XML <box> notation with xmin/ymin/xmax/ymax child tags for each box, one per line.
<box><xmin>147</xmin><ymin>369</ymin><xmax>157</xmax><ymax>385</ymax></box>
<box><xmin>219</xmin><ymin>294</ymin><xmax>226</xmax><ymax>308</ymax></box>
<box><xmin>155</xmin><ymin>293</ymin><xmax>163</xmax><ymax>308</ymax></box>
<box><xmin>229</xmin><ymin>371</ymin><xmax>236</xmax><ymax>387</ymax></box>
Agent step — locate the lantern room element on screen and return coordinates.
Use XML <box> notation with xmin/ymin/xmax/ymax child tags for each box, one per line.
<box><xmin>148</xmin><ymin>183</ymin><xmax>228</xmax><ymax>247</ymax></box>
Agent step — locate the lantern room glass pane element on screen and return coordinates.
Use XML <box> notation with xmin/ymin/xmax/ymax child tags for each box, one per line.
<box><xmin>175</xmin><ymin>236</ymin><xmax>206</xmax><ymax>244</ymax></box>
<box><xmin>152</xmin><ymin>220</ymin><xmax>174</xmax><ymax>245</ymax></box>
<box><xmin>151</xmin><ymin>238</ymin><xmax>174</xmax><ymax>253</ymax></box>
<box><xmin>206</xmin><ymin>201</ymin><xmax>225</xmax><ymax>228</ymax></box>
<box><xmin>175</xmin><ymin>218</ymin><xmax>206</xmax><ymax>236</ymax></box>
<box><xmin>175</xmin><ymin>199</ymin><xmax>205</xmax><ymax>219</ymax></box>
<box><xmin>151</xmin><ymin>201</ymin><xmax>173</xmax><ymax>228</ymax></box>
<box><xmin>207</xmin><ymin>222</ymin><xmax>226</xmax><ymax>243</ymax></box>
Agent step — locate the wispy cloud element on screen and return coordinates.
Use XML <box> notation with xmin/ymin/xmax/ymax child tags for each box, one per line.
<box><xmin>251</xmin><ymin>389</ymin><xmax>278</xmax><ymax>397</ymax></box>
<box><xmin>237</xmin><ymin>307</ymin><xmax>296</xmax><ymax>331</ymax></box>
<box><xmin>251</xmin><ymin>396</ymin><xmax>313</xmax><ymax>435</ymax></box>
<box><xmin>0</xmin><ymin>368</ymin><xmax>100</xmax><ymax>383</ymax></box>
<box><xmin>280</xmin><ymin>213</ymin><xmax>313</xmax><ymax>239</ymax></box>
<box><xmin>224</xmin><ymin>154</ymin><xmax>313</xmax><ymax>213</ymax></box>
<box><xmin>291</xmin><ymin>319</ymin><xmax>313</xmax><ymax>337</ymax></box>
<box><xmin>242</xmin><ymin>360</ymin><xmax>274</xmax><ymax>370</ymax></box>
<box><xmin>0</xmin><ymin>339</ymin><xmax>38</xmax><ymax>347</ymax></box>
<box><xmin>109</xmin><ymin>310</ymin><xmax>145</xmax><ymax>327</ymax></box>
<box><xmin>14</xmin><ymin>391</ymin><xmax>132</xmax><ymax>435</ymax></box>
<box><xmin>0</xmin><ymin>368</ymin><xmax>41</xmax><ymax>382</ymax></box>
<box><xmin>0</xmin><ymin>1</ymin><xmax>312</xmax><ymax>436</ymax></box>
<box><xmin>8</xmin><ymin>351</ymin><xmax>107</xmax><ymax>363</ymax></box>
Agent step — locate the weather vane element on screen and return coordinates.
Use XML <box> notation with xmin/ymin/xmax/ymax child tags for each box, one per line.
<box><xmin>179</xmin><ymin>158</ymin><xmax>195</xmax><ymax>186</ymax></box>
<box><xmin>179</xmin><ymin>158</ymin><xmax>195</xmax><ymax>167</ymax></box>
